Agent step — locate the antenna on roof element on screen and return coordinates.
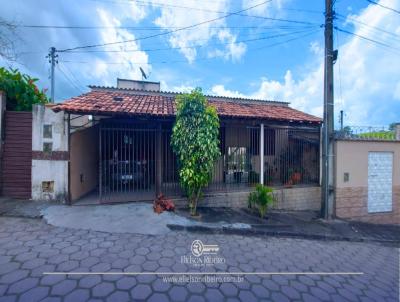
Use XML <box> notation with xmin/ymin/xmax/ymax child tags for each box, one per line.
<box><xmin>139</xmin><ymin>67</ymin><xmax>147</xmax><ymax>80</ymax></box>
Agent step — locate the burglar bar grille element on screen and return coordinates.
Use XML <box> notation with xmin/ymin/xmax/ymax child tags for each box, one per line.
<box><xmin>99</xmin><ymin>122</ymin><xmax>157</xmax><ymax>203</ymax></box>
<box><xmin>161</xmin><ymin>124</ymin><xmax>320</xmax><ymax>197</ymax></box>
<box><xmin>99</xmin><ymin>120</ymin><xmax>320</xmax><ymax>202</ymax></box>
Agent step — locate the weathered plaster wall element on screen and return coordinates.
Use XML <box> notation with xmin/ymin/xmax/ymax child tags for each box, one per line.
<box><xmin>31</xmin><ymin>105</ymin><xmax>69</xmax><ymax>202</ymax></box>
<box><xmin>335</xmin><ymin>140</ymin><xmax>400</xmax><ymax>224</ymax></box>
<box><xmin>70</xmin><ymin>126</ymin><xmax>98</xmax><ymax>201</ymax></box>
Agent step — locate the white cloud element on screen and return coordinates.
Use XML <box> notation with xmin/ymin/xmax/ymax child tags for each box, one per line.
<box><xmin>88</xmin><ymin>8</ymin><xmax>150</xmax><ymax>86</ymax></box>
<box><xmin>153</xmin><ymin>0</ymin><xmax>246</xmax><ymax>63</ymax></box>
<box><xmin>212</xmin><ymin>0</ymin><xmax>400</xmax><ymax>126</ymax></box>
<box><xmin>208</xmin><ymin>29</ymin><xmax>247</xmax><ymax>61</ymax></box>
<box><xmin>211</xmin><ymin>84</ymin><xmax>247</xmax><ymax>98</ymax></box>
<box><xmin>241</xmin><ymin>0</ymin><xmax>289</xmax><ymax>17</ymax></box>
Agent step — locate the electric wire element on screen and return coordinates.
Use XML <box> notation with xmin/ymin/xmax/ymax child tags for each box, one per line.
<box><xmin>365</xmin><ymin>0</ymin><xmax>400</xmax><ymax>15</ymax></box>
<box><xmin>335</xmin><ymin>26</ymin><xmax>400</xmax><ymax>54</ymax></box>
<box><xmin>57</xmin><ymin>1</ymin><xmax>285</xmax><ymax>52</ymax></box>
<box><xmin>59</xmin><ymin>28</ymin><xmax>321</xmax><ymax>66</ymax></box>
<box><xmin>57</xmin><ymin>64</ymin><xmax>86</xmax><ymax>94</ymax></box>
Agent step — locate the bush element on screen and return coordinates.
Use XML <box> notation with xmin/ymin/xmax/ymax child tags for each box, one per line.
<box><xmin>171</xmin><ymin>88</ymin><xmax>220</xmax><ymax>216</ymax></box>
<box><xmin>248</xmin><ymin>184</ymin><xmax>275</xmax><ymax>218</ymax></box>
<box><xmin>0</xmin><ymin>67</ymin><xmax>48</xmax><ymax>111</ymax></box>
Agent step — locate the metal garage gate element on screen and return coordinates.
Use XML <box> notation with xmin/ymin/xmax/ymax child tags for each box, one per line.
<box><xmin>99</xmin><ymin>121</ymin><xmax>157</xmax><ymax>203</ymax></box>
<box><xmin>0</xmin><ymin>111</ymin><xmax>32</xmax><ymax>199</ymax></box>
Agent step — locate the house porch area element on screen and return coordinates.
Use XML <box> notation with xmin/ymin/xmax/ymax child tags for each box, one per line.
<box><xmin>69</xmin><ymin>115</ymin><xmax>321</xmax><ymax>210</ymax></box>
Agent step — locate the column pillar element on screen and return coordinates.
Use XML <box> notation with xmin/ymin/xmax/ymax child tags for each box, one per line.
<box><xmin>260</xmin><ymin>123</ymin><xmax>264</xmax><ymax>185</ymax></box>
<box><xmin>155</xmin><ymin>123</ymin><xmax>162</xmax><ymax>196</ymax></box>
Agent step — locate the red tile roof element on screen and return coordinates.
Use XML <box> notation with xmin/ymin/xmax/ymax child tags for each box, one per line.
<box><xmin>52</xmin><ymin>89</ymin><xmax>321</xmax><ymax>124</ymax></box>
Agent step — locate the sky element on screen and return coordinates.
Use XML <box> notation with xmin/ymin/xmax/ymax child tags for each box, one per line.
<box><xmin>0</xmin><ymin>0</ymin><xmax>399</xmax><ymax>127</ymax></box>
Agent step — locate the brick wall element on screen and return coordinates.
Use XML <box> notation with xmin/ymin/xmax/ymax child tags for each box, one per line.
<box><xmin>336</xmin><ymin>186</ymin><xmax>400</xmax><ymax>225</ymax></box>
<box><xmin>173</xmin><ymin>186</ymin><xmax>321</xmax><ymax>211</ymax></box>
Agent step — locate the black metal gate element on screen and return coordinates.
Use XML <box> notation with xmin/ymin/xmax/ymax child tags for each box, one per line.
<box><xmin>99</xmin><ymin>121</ymin><xmax>157</xmax><ymax>203</ymax></box>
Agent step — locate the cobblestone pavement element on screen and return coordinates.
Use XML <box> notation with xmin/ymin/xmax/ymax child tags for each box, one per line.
<box><xmin>0</xmin><ymin>217</ymin><xmax>398</xmax><ymax>302</ymax></box>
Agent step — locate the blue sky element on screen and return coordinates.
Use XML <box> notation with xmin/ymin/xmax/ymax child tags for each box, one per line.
<box><xmin>1</xmin><ymin>0</ymin><xmax>400</xmax><ymax>127</ymax></box>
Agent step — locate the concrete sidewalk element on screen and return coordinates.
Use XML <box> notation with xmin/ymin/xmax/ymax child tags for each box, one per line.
<box><xmin>171</xmin><ymin>207</ymin><xmax>400</xmax><ymax>244</ymax></box>
<box><xmin>0</xmin><ymin>197</ymin><xmax>398</xmax><ymax>243</ymax></box>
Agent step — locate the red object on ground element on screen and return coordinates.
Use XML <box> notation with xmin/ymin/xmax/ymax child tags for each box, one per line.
<box><xmin>153</xmin><ymin>194</ymin><xmax>175</xmax><ymax>214</ymax></box>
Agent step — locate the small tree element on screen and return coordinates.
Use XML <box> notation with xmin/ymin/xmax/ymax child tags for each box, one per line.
<box><xmin>171</xmin><ymin>88</ymin><xmax>220</xmax><ymax>216</ymax></box>
<box><xmin>0</xmin><ymin>67</ymin><xmax>48</xmax><ymax>111</ymax></box>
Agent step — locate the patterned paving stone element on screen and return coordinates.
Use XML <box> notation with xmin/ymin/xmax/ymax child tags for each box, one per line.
<box><xmin>168</xmin><ymin>286</ymin><xmax>188</xmax><ymax>301</ymax></box>
<box><xmin>204</xmin><ymin>288</ymin><xmax>224</xmax><ymax>302</ymax></box>
<box><xmin>220</xmin><ymin>283</ymin><xmax>238</xmax><ymax>297</ymax></box>
<box><xmin>106</xmin><ymin>291</ymin><xmax>130</xmax><ymax>302</ymax></box>
<box><xmin>7</xmin><ymin>277</ymin><xmax>38</xmax><ymax>294</ymax></box>
<box><xmin>50</xmin><ymin>279</ymin><xmax>76</xmax><ymax>296</ymax></box>
<box><xmin>0</xmin><ymin>295</ymin><xmax>16</xmax><ymax>302</ymax></box>
<box><xmin>0</xmin><ymin>270</ymin><xmax>29</xmax><ymax>284</ymax></box>
<box><xmin>0</xmin><ymin>217</ymin><xmax>397</xmax><ymax>302</ymax></box>
<box><xmin>78</xmin><ymin>275</ymin><xmax>102</xmax><ymax>288</ymax></box>
<box><xmin>92</xmin><ymin>282</ymin><xmax>115</xmax><ymax>297</ymax></box>
<box><xmin>19</xmin><ymin>286</ymin><xmax>49</xmax><ymax>302</ymax></box>
<box><xmin>238</xmin><ymin>290</ymin><xmax>258</xmax><ymax>302</ymax></box>
<box><xmin>116</xmin><ymin>277</ymin><xmax>136</xmax><ymax>290</ymax></box>
<box><xmin>40</xmin><ymin>297</ymin><xmax>62</xmax><ymax>302</ymax></box>
<box><xmin>131</xmin><ymin>284</ymin><xmax>152</xmax><ymax>300</ymax></box>
<box><xmin>64</xmin><ymin>289</ymin><xmax>90</xmax><ymax>302</ymax></box>
<box><xmin>148</xmin><ymin>293</ymin><xmax>169</xmax><ymax>302</ymax></box>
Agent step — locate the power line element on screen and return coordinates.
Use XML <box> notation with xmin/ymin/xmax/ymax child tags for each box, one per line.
<box><xmin>250</xmin><ymin>29</ymin><xmax>320</xmax><ymax>51</ymax></box>
<box><xmin>365</xmin><ymin>0</ymin><xmax>400</xmax><ymax>15</ymax></box>
<box><xmin>336</xmin><ymin>13</ymin><xmax>400</xmax><ymax>41</ymax></box>
<box><xmin>59</xmin><ymin>28</ymin><xmax>321</xmax><ymax>66</ymax></box>
<box><xmin>91</xmin><ymin>0</ymin><xmax>322</xmax><ymax>23</ymax></box>
<box><xmin>18</xmin><ymin>25</ymin><xmax>318</xmax><ymax>55</ymax></box>
<box><xmin>57</xmin><ymin>0</ymin><xmax>302</xmax><ymax>52</ymax></box>
<box><xmin>18</xmin><ymin>24</ymin><xmax>314</xmax><ymax>30</ymax></box>
<box><xmin>57</xmin><ymin>64</ymin><xmax>85</xmax><ymax>94</ymax></box>
<box><xmin>335</xmin><ymin>26</ymin><xmax>400</xmax><ymax>54</ymax></box>
<box><xmin>62</xmin><ymin>63</ymin><xmax>88</xmax><ymax>92</ymax></box>
<box><xmin>63</xmin><ymin>28</ymin><xmax>318</xmax><ymax>54</ymax></box>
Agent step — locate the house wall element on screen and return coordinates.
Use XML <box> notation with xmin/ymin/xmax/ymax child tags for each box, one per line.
<box><xmin>335</xmin><ymin>139</ymin><xmax>400</xmax><ymax>224</ymax></box>
<box><xmin>31</xmin><ymin>105</ymin><xmax>69</xmax><ymax>202</ymax></box>
<box><xmin>70</xmin><ymin>126</ymin><xmax>99</xmax><ymax>201</ymax></box>
<box><xmin>173</xmin><ymin>186</ymin><xmax>321</xmax><ymax>210</ymax></box>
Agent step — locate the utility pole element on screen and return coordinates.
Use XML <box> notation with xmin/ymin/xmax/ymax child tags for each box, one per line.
<box><xmin>47</xmin><ymin>47</ymin><xmax>58</xmax><ymax>103</ymax></box>
<box><xmin>322</xmin><ymin>0</ymin><xmax>335</xmax><ymax>219</ymax></box>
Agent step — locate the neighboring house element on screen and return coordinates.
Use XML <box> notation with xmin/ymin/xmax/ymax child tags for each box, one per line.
<box><xmin>334</xmin><ymin>126</ymin><xmax>400</xmax><ymax>225</ymax></box>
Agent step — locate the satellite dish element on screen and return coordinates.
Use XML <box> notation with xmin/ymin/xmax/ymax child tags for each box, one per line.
<box><xmin>139</xmin><ymin>67</ymin><xmax>147</xmax><ymax>80</ymax></box>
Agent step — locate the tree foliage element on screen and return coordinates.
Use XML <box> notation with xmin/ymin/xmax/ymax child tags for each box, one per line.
<box><xmin>0</xmin><ymin>67</ymin><xmax>48</xmax><ymax>111</ymax></box>
<box><xmin>171</xmin><ymin>88</ymin><xmax>221</xmax><ymax>216</ymax></box>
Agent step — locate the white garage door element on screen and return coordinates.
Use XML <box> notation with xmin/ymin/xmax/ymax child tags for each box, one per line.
<box><xmin>368</xmin><ymin>152</ymin><xmax>393</xmax><ymax>213</ymax></box>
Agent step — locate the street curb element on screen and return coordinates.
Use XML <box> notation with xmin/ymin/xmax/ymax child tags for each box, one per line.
<box><xmin>167</xmin><ymin>224</ymin><xmax>400</xmax><ymax>246</ymax></box>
